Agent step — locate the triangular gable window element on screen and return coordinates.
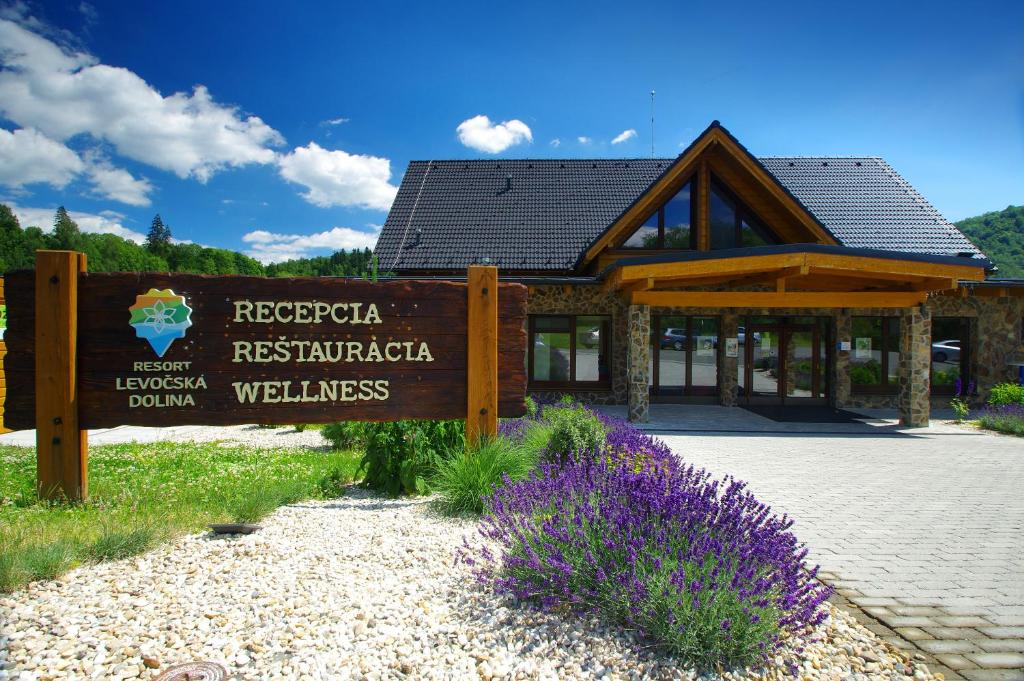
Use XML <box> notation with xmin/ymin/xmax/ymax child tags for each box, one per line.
<box><xmin>709</xmin><ymin>178</ymin><xmax>779</xmax><ymax>249</ymax></box>
<box><xmin>621</xmin><ymin>178</ymin><xmax>695</xmax><ymax>249</ymax></box>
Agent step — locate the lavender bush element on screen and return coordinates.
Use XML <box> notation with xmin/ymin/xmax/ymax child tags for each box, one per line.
<box><xmin>474</xmin><ymin>405</ymin><xmax>831</xmax><ymax>669</ymax></box>
<box><xmin>978</xmin><ymin>403</ymin><xmax>1024</xmax><ymax>436</ymax></box>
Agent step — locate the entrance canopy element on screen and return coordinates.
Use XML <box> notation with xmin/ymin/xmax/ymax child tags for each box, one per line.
<box><xmin>600</xmin><ymin>244</ymin><xmax>989</xmax><ymax>308</ymax></box>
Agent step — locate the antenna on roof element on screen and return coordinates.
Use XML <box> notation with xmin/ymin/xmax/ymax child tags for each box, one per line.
<box><xmin>650</xmin><ymin>90</ymin><xmax>656</xmax><ymax>158</ymax></box>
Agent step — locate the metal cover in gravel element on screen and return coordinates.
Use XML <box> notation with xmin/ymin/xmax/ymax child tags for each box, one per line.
<box><xmin>153</xmin><ymin>661</ymin><xmax>228</xmax><ymax>680</ymax></box>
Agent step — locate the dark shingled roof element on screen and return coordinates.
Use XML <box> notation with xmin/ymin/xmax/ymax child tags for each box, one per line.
<box><xmin>375</xmin><ymin>155</ymin><xmax>984</xmax><ymax>273</ymax></box>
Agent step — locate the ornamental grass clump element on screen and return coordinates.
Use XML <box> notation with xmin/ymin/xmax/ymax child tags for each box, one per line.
<box><xmin>470</xmin><ymin>455</ymin><xmax>831</xmax><ymax>669</ymax></box>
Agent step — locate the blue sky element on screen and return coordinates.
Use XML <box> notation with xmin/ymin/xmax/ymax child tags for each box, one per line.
<box><xmin>1</xmin><ymin>0</ymin><xmax>1021</xmax><ymax>262</ymax></box>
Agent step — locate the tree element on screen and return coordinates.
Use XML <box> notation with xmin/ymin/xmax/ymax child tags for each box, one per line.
<box><xmin>52</xmin><ymin>206</ymin><xmax>83</xmax><ymax>251</ymax></box>
<box><xmin>146</xmin><ymin>214</ymin><xmax>172</xmax><ymax>251</ymax></box>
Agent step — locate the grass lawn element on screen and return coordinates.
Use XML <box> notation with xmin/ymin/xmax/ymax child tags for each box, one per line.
<box><xmin>0</xmin><ymin>440</ymin><xmax>361</xmax><ymax>592</ymax></box>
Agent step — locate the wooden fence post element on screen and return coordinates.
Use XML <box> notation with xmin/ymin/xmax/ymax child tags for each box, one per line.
<box><xmin>35</xmin><ymin>250</ymin><xmax>88</xmax><ymax>501</ymax></box>
<box><xmin>466</xmin><ymin>266</ymin><xmax>498</xmax><ymax>446</ymax></box>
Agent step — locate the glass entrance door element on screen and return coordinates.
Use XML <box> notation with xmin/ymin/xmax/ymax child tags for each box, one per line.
<box><xmin>743</xmin><ymin>319</ymin><xmax>829</xmax><ymax>404</ymax></box>
<box><xmin>650</xmin><ymin>315</ymin><xmax>719</xmax><ymax>399</ymax></box>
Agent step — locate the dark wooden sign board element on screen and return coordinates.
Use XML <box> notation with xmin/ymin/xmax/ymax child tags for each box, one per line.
<box><xmin>3</xmin><ymin>251</ymin><xmax>527</xmax><ymax>500</ymax></box>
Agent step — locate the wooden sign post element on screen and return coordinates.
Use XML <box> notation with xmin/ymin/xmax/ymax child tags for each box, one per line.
<box><xmin>466</xmin><ymin>265</ymin><xmax>498</xmax><ymax>445</ymax></box>
<box><xmin>2</xmin><ymin>252</ymin><xmax>526</xmax><ymax>500</ymax></box>
<box><xmin>35</xmin><ymin>251</ymin><xmax>88</xmax><ymax>500</ymax></box>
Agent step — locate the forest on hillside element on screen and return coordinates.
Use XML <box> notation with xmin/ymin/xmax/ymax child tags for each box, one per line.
<box><xmin>0</xmin><ymin>204</ymin><xmax>374</xmax><ymax>278</ymax></box>
<box><xmin>955</xmin><ymin>205</ymin><xmax>1024</xmax><ymax>278</ymax></box>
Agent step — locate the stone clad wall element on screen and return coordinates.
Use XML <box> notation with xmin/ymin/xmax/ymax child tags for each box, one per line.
<box><xmin>928</xmin><ymin>294</ymin><xmax>1024</xmax><ymax>403</ymax></box>
<box><xmin>526</xmin><ymin>285</ymin><xmax>628</xmax><ymax>404</ymax></box>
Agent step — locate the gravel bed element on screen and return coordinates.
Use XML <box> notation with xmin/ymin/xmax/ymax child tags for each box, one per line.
<box><xmin>0</xmin><ymin>487</ymin><xmax>937</xmax><ymax>681</ymax></box>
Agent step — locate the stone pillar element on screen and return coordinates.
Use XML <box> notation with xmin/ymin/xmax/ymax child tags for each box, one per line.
<box><xmin>719</xmin><ymin>313</ymin><xmax>739</xmax><ymax>406</ymax></box>
<box><xmin>626</xmin><ymin>304</ymin><xmax>650</xmax><ymax>422</ymax></box>
<box><xmin>833</xmin><ymin>311</ymin><xmax>851</xmax><ymax>408</ymax></box>
<box><xmin>899</xmin><ymin>305</ymin><xmax>931</xmax><ymax>427</ymax></box>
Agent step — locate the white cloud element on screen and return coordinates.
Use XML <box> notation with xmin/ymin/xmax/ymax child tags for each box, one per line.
<box><xmin>321</xmin><ymin>117</ymin><xmax>349</xmax><ymax>126</ymax></box>
<box><xmin>611</xmin><ymin>129</ymin><xmax>637</xmax><ymax>145</ymax></box>
<box><xmin>277</xmin><ymin>142</ymin><xmax>398</xmax><ymax>211</ymax></box>
<box><xmin>577</xmin><ymin>136</ymin><xmax>592</xmax><ymax>145</ymax></box>
<box><xmin>549</xmin><ymin>138</ymin><xmax>561</xmax><ymax>148</ymax></box>
<box><xmin>0</xmin><ymin>126</ymin><xmax>84</xmax><ymax>188</ymax></box>
<box><xmin>10</xmin><ymin>203</ymin><xmax>146</xmax><ymax>242</ymax></box>
<box><xmin>456</xmin><ymin>115</ymin><xmax>532</xmax><ymax>153</ymax></box>
<box><xmin>242</xmin><ymin>226</ymin><xmax>380</xmax><ymax>263</ymax></box>
<box><xmin>83</xmin><ymin>152</ymin><xmax>152</xmax><ymax>206</ymax></box>
<box><xmin>0</xmin><ymin>17</ymin><xmax>284</xmax><ymax>182</ymax></box>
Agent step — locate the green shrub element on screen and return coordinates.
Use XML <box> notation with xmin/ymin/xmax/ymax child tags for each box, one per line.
<box><xmin>541</xmin><ymin>406</ymin><xmax>606</xmax><ymax>464</ymax></box>
<box><xmin>432</xmin><ymin>437</ymin><xmax>538</xmax><ymax>515</ymax></box>
<box><xmin>224</xmin><ymin>479</ymin><xmax>310</xmax><ymax>523</ymax></box>
<box><xmin>524</xmin><ymin>395</ymin><xmax>538</xmax><ymax>418</ymax></box>
<box><xmin>987</xmin><ymin>383</ymin><xmax>1024</xmax><ymax>406</ymax></box>
<box><xmin>293</xmin><ymin>423</ymin><xmax>308</xmax><ymax>432</ymax></box>
<box><xmin>932</xmin><ymin>366</ymin><xmax>959</xmax><ymax>386</ymax></box>
<box><xmin>315</xmin><ymin>467</ymin><xmax>350</xmax><ymax>498</ymax></box>
<box><xmin>89</xmin><ymin>525</ymin><xmax>157</xmax><ymax>561</ymax></box>
<box><xmin>19</xmin><ymin>541</ymin><xmax>77</xmax><ymax>582</ymax></box>
<box><xmin>323</xmin><ymin>421</ymin><xmax>367</xmax><ymax>450</ymax></box>
<box><xmin>520</xmin><ymin>421</ymin><xmax>555</xmax><ymax>461</ymax></box>
<box><xmin>359</xmin><ymin>420</ymin><xmax>465</xmax><ymax>496</ymax></box>
<box><xmin>950</xmin><ymin>397</ymin><xmax>970</xmax><ymax>422</ymax></box>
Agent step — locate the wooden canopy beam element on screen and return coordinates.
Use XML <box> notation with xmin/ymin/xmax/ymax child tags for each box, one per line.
<box><xmin>630</xmin><ymin>290</ymin><xmax>928</xmax><ymax>309</ymax></box>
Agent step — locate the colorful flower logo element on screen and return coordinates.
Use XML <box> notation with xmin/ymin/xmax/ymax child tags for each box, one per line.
<box><xmin>128</xmin><ymin>289</ymin><xmax>193</xmax><ymax>357</ymax></box>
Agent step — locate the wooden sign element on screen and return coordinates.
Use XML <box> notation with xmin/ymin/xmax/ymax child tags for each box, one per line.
<box><xmin>2</xmin><ymin>252</ymin><xmax>527</xmax><ymax>499</ymax></box>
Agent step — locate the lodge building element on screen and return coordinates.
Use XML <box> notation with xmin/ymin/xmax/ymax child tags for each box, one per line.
<box><xmin>375</xmin><ymin>122</ymin><xmax>1023</xmax><ymax>425</ymax></box>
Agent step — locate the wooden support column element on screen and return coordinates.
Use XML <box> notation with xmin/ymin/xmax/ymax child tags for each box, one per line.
<box><xmin>697</xmin><ymin>161</ymin><xmax>710</xmax><ymax>251</ymax></box>
<box><xmin>35</xmin><ymin>250</ymin><xmax>88</xmax><ymax>501</ymax></box>
<box><xmin>466</xmin><ymin>265</ymin><xmax>498</xmax><ymax>445</ymax></box>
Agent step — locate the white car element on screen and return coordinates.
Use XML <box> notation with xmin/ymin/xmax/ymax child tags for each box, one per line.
<box><xmin>931</xmin><ymin>340</ymin><xmax>961</xmax><ymax>363</ymax></box>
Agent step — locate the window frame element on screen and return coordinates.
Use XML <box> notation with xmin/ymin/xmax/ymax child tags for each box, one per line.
<box><xmin>930</xmin><ymin>317</ymin><xmax>972</xmax><ymax>396</ymax></box>
<box><xmin>708</xmin><ymin>178</ymin><xmax>780</xmax><ymax>250</ymax></box>
<box><xmin>619</xmin><ymin>176</ymin><xmax>696</xmax><ymax>250</ymax></box>
<box><xmin>527</xmin><ymin>314</ymin><xmax>612</xmax><ymax>390</ymax></box>
<box><xmin>850</xmin><ymin>316</ymin><xmax>900</xmax><ymax>394</ymax></box>
<box><xmin>650</xmin><ymin>315</ymin><xmax>721</xmax><ymax>397</ymax></box>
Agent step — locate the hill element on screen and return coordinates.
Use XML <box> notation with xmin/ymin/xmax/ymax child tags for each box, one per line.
<box><xmin>955</xmin><ymin>205</ymin><xmax>1024</xmax><ymax>278</ymax></box>
<box><xmin>0</xmin><ymin>204</ymin><xmax>373</xmax><ymax>278</ymax></box>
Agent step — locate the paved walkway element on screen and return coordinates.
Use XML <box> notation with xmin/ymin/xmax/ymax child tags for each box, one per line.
<box><xmin>598</xmin><ymin>405</ymin><xmax>1024</xmax><ymax>680</ymax></box>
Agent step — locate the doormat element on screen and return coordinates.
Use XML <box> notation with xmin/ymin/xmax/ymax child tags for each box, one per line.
<box><xmin>741</xmin><ymin>405</ymin><xmax>865</xmax><ymax>423</ymax></box>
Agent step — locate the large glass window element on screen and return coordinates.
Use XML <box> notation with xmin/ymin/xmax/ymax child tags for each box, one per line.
<box><xmin>650</xmin><ymin>316</ymin><xmax>719</xmax><ymax>396</ymax></box>
<box><xmin>529</xmin><ymin>315</ymin><xmax>611</xmax><ymax>387</ymax></box>
<box><xmin>931</xmin><ymin>317</ymin><xmax>970</xmax><ymax>395</ymax></box>
<box><xmin>850</xmin><ymin>317</ymin><xmax>900</xmax><ymax>392</ymax></box>
<box><xmin>621</xmin><ymin>178</ymin><xmax>694</xmax><ymax>249</ymax></box>
<box><xmin>710</xmin><ymin>180</ymin><xmax>778</xmax><ymax>250</ymax></box>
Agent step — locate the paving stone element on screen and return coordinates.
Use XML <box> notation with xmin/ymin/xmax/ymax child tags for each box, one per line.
<box><xmin>885</xmin><ymin>616</ymin><xmax>939</xmax><ymax>628</ymax></box>
<box><xmin>864</xmin><ymin>606</ymin><xmax>894</xmax><ymax>618</ymax></box>
<box><xmin>850</xmin><ymin>596</ymin><xmax>902</xmax><ymax>607</ymax></box>
<box><xmin>936</xmin><ymin>653</ymin><xmax>981</xmax><ymax>670</ymax></box>
<box><xmin>937</xmin><ymin>616</ymin><xmax>997</xmax><ymax>628</ymax></box>
<box><xmin>918</xmin><ymin>640</ymin><xmax>984</xmax><ymax>655</ymax></box>
<box><xmin>893</xmin><ymin>606</ymin><xmax>944</xmax><ymax>617</ymax></box>
<box><xmin>979</xmin><ymin>639</ymin><xmax>1024</xmax><ymax>653</ymax></box>
<box><xmin>979</xmin><ymin>627</ymin><xmax>1024</xmax><ymax>639</ymax></box>
<box><xmin>895</xmin><ymin>627</ymin><xmax>935</xmax><ymax>641</ymax></box>
<box><xmin>961</xmin><ymin>670</ymin><xmax>1024</xmax><ymax>681</ymax></box>
<box><xmin>925</xmin><ymin>627</ymin><xmax>985</xmax><ymax>640</ymax></box>
<box><xmin>965</xmin><ymin>652</ymin><xmax>1024</xmax><ymax>669</ymax></box>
